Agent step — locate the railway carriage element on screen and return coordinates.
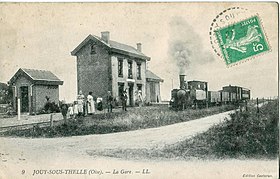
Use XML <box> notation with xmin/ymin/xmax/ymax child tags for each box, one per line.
<box><xmin>220</xmin><ymin>91</ymin><xmax>230</xmax><ymax>104</ymax></box>
<box><xmin>208</xmin><ymin>91</ymin><xmax>221</xmax><ymax>106</ymax></box>
<box><xmin>230</xmin><ymin>92</ymin><xmax>237</xmax><ymax>102</ymax></box>
<box><xmin>222</xmin><ymin>85</ymin><xmax>250</xmax><ymax>104</ymax></box>
<box><xmin>241</xmin><ymin>88</ymin><xmax>250</xmax><ymax>101</ymax></box>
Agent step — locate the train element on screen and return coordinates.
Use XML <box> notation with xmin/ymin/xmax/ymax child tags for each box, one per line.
<box><xmin>170</xmin><ymin>75</ymin><xmax>251</xmax><ymax>110</ymax></box>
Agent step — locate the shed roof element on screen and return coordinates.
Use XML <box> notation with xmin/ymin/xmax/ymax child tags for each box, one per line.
<box><xmin>146</xmin><ymin>70</ymin><xmax>164</xmax><ymax>82</ymax></box>
<box><xmin>9</xmin><ymin>68</ymin><xmax>63</xmax><ymax>86</ymax></box>
<box><xmin>71</xmin><ymin>34</ymin><xmax>150</xmax><ymax>60</ymax></box>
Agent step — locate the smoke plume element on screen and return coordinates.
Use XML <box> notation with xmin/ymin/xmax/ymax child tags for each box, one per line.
<box><xmin>168</xmin><ymin>16</ymin><xmax>214</xmax><ymax>75</ymax></box>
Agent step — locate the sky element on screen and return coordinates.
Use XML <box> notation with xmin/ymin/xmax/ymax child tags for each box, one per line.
<box><xmin>0</xmin><ymin>3</ymin><xmax>278</xmax><ymax>102</ymax></box>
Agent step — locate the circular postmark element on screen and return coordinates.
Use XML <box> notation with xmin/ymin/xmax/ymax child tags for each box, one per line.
<box><xmin>209</xmin><ymin>7</ymin><xmax>248</xmax><ymax>58</ymax></box>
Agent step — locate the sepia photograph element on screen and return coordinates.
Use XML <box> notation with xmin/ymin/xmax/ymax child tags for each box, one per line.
<box><xmin>0</xmin><ymin>2</ymin><xmax>279</xmax><ymax>179</ymax></box>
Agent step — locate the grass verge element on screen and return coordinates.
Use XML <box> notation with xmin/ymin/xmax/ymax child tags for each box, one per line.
<box><xmin>1</xmin><ymin>105</ymin><xmax>235</xmax><ymax>138</ymax></box>
<box><xmin>88</xmin><ymin>100</ymin><xmax>279</xmax><ymax>160</ymax></box>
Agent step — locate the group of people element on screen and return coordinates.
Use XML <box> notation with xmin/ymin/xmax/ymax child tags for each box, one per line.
<box><xmin>119</xmin><ymin>89</ymin><xmax>143</xmax><ymax>110</ymax></box>
<box><xmin>60</xmin><ymin>91</ymin><xmax>104</xmax><ymax>122</ymax></box>
<box><xmin>107</xmin><ymin>90</ymin><xmax>128</xmax><ymax>112</ymax></box>
<box><xmin>60</xmin><ymin>89</ymin><xmax>144</xmax><ymax>121</ymax></box>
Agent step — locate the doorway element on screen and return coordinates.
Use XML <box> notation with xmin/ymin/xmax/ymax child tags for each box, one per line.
<box><xmin>118</xmin><ymin>83</ymin><xmax>124</xmax><ymax>98</ymax></box>
<box><xmin>20</xmin><ymin>86</ymin><xmax>29</xmax><ymax>113</ymax></box>
<box><xmin>128</xmin><ymin>83</ymin><xmax>134</xmax><ymax>106</ymax></box>
<box><xmin>150</xmin><ymin>82</ymin><xmax>156</xmax><ymax>102</ymax></box>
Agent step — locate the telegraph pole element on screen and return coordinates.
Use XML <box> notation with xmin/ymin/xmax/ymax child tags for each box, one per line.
<box><xmin>17</xmin><ymin>98</ymin><xmax>21</xmax><ymax>120</ymax></box>
<box><xmin>256</xmin><ymin>97</ymin><xmax>259</xmax><ymax>114</ymax></box>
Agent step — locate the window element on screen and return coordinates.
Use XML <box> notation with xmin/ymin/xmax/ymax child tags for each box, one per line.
<box><xmin>90</xmin><ymin>43</ymin><xmax>97</xmax><ymax>54</ymax></box>
<box><xmin>137</xmin><ymin>63</ymin><xmax>141</xmax><ymax>80</ymax></box>
<box><xmin>118</xmin><ymin>58</ymin><xmax>123</xmax><ymax>77</ymax></box>
<box><xmin>201</xmin><ymin>83</ymin><xmax>204</xmax><ymax>89</ymax></box>
<box><xmin>128</xmin><ymin>61</ymin><xmax>133</xmax><ymax>79</ymax></box>
<box><xmin>137</xmin><ymin>84</ymin><xmax>142</xmax><ymax>91</ymax></box>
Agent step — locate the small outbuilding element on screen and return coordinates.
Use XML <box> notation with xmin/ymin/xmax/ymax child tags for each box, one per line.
<box><xmin>8</xmin><ymin>68</ymin><xmax>63</xmax><ymax>114</ymax></box>
<box><xmin>146</xmin><ymin>70</ymin><xmax>164</xmax><ymax>103</ymax></box>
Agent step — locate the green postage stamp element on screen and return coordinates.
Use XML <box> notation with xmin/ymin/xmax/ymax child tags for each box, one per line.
<box><xmin>215</xmin><ymin>15</ymin><xmax>270</xmax><ymax>65</ymax></box>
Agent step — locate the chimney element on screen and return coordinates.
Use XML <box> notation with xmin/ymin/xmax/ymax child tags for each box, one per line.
<box><xmin>101</xmin><ymin>31</ymin><xmax>110</xmax><ymax>43</ymax></box>
<box><xmin>136</xmin><ymin>43</ymin><xmax>142</xmax><ymax>52</ymax></box>
<box><xmin>179</xmin><ymin>75</ymin><xmax>186</xmax><ymax>89</ymax></box>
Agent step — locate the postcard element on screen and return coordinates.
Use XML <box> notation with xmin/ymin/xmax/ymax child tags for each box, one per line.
<box><xmin>0</xmin><ymin>2</ymin><xmax>278</xmax><ymax>179</ymax></box>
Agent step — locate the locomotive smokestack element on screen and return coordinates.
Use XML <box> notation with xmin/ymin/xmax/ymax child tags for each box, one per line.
<box><xmin>179</xmin><ymin>75</ymin><xmax>186</xmax><ymax>89</ymax></box>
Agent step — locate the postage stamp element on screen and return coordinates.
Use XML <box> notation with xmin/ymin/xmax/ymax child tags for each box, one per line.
<box><xmin>209</xmin><ymin>7</ymin><xmax>248</xmax><ymax>59</ymax></box>
<box><xmin>215</xmin><ymin>15</ymin><xmax>270</xmax><ymax>65</ymax></box>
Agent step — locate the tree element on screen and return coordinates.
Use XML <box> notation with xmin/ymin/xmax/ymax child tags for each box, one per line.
<box><xmin>0</xmin><ymin>82</ymin><xmax>12</xmax><ymax>104</ymax></box>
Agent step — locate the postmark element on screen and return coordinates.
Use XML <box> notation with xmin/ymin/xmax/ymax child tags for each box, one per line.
<box><xmin>209</xmin><ymin>7</ymin><xmax>248</xmax><ymax>59</ymax></box>
<box><xmin>215</xmin><ymin>15</ymin><xmax>270</xmax><ymax>65</ymax></box>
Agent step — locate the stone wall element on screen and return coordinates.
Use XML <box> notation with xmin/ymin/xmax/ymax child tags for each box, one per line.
<box><xmin>34</xmin><ymin>85</ymin><xmax>59</xmax><ymax>112</ymax></box>
<box><xmin>76</xmin><ymin>40</ymin><xmax>111</xmax><ymax>101</ymax></box>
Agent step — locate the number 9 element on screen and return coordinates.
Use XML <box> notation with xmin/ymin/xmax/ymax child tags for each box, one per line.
<box><xmin>22</xmin><ymin>170</ymin><xmax>25</xmax><ymax>175</ymax></box>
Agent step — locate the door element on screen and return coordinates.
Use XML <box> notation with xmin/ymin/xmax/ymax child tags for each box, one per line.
<box><xmin>150</xmin><ymin>82</ymin><xmax>156</xmax><ymax>102</ymax></box>
<box><xmin>20</xmin><ymin>86</ymin><xmax>29</xmax><ymax>112</ymax></box>
<box><xmin>118</xmin><ymin>83</ymin><xmax>124</xmax><ymax>98</ymax></box>
<box><xmin>128</xmin><ymin>83</ymin><xmax>134</xmax><ymax>106</ymax></box>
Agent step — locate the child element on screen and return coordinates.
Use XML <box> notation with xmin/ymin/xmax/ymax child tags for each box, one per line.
<box><xmin>68</xmin><ymin>103</ymin><xmax>74</xmax><ymax>119</ymax></box>
<box><xmin>73</xmin><ymin>101</ymin><xmax>78</xmax><ymax>120</ymax></box>
<box><xmin>97</xmin><ymin>97</ymin><xmax>103</xmax><ymax>111</ymax></box>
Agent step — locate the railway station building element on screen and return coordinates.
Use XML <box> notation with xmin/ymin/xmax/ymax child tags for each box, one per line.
<box><xmin>8</xmin><ymin>68</ymin><xmax>63</xmax><ymax>114</ymax></box>
<box><xmin>71</xmin><ymin>31</ymin><xmax>163</xmax><ymax>106</ymax></box>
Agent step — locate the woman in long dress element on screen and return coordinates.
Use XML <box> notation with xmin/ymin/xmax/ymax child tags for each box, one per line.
<box><xmin>77</xmin><ymin>90</ymin><xmax>85</xmax><ymax>117</ymax></box>
<box><xmin>135</xmin><ymin>90</ymin><xmax>143</xmax><ymax>107</ymax></box>
<box><xmin>87</xmin><ymin>92</ymin><xmax>95</xmax><ymax>115</ymax></box>
<box><xmin>137</xmin><ymin>90</ymin><xmax>143</xmax><ymax>107</ymax></box>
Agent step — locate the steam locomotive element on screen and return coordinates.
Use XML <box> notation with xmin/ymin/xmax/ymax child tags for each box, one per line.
<box><xmin>170</xmin><ymin>75</ymin><xmax>250</xmax><ymax>110</ymax></box>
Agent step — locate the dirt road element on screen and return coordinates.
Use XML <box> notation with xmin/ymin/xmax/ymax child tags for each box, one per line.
<box><xmin>0</xmin><ymin>110</ymin><xmax>234</xmax><ymax>151</ymax></box>
<box><xmin>0</xmin><ymin>109</ymin><xmax>278</xmax><ymax>179</ymax></box>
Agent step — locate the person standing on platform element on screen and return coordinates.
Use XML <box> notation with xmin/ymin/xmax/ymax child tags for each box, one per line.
<box><xmin>97</xmin><ymin>97</ymin><xmax>103</xmax><ymax>111</ymax></box>
<box><xmin>121</xmin><ymin>89</ymin><xmax>128</xmax><ymax>111</ymax></box>
<box><xmin>137</xmin><ymin>90</ymin><xmax>143</xmax><ymax>107</ymax></box>
<box><xmin>68</xmin><ymin>103</ymin><xmax>74</xmax><ymax>119</ymax></box>
<box><xmin>77</xmin><ymin>90</ymin><xmax>85</xmax><ymax>117</ymax></box>
<box><xmin>60</xmin><ymin>100</ymin><xmax>68</xmax><ymax>124</ymax></box>
<box><xmin>73</xmin><ymin>101</ymin><xmax>78</xmax><ymax>120</ymax></box>
<box><xmin>87</xmin><ymin>92</ymin><xmax>95</xmax><ymax>115</ymax></box>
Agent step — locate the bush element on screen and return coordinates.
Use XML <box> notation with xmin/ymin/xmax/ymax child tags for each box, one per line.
<box><xmin>211</xmin><ymin>101</ymin><xmax>278</xmax><ymax>158</ymax></box>
<box><xmin>159</xmin><ymin>100</ymin><xmax>279</xmax><ymax>159</ymax></box>
<box><xmin>1</xmin><ymin>105</ymin><xmax>236</xmax><ymax>138</ymax></box>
